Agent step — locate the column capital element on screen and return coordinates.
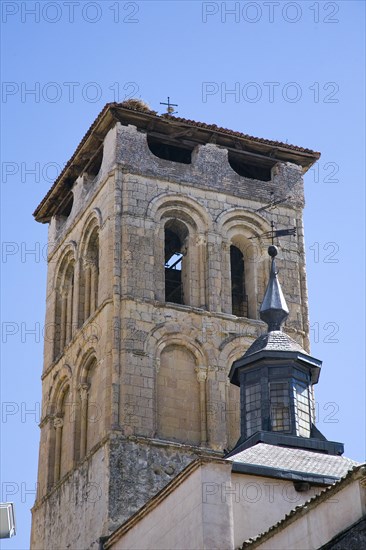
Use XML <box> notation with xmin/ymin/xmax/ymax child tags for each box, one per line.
<box><xmin>83</xmin><ymin>256</ymin><xmax>97</xmax><ymax>269</ymax></box>
<box><xmin>53</xmin><ymin>416</ymin><xmax>64</xmax><ymax>429</ymax></box>
<box><xmin>155</xmin><ymin>358</ymin><xmax>161</xmax><ymax>373</ymax></box>
<box><xmin>78</xmin><ymin>383</ymin><xmax>90</xmax><ymax>401</ymax></box>
<box><xmin>196</xmin><ymin>234</ymin><xmax>206</xmax><ymax>246</ymax></box>
<box><xmin>195</xmin><ymin>365</ymin><xmax>207</xmax><ymax>383</ymax></box>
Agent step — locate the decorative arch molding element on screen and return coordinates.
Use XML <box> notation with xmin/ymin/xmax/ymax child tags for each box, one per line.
<box><xmin>216</xmin><ymin>209</ymin><xmax>270</xmax><ymax>319</ymax></box>
<box><xmin>218</xmin><ymin>335</ymin><xmax>255</xmax><ymax>368</ymax></box>
<box><xmin>216</xmin><ymin>207</ymin><xmax>269</xmax><ymax>239</ymax></box>
<box><xmin>146</xmin><ymin>192</ymin><xmax>213</xmax><ymax>233</ymax></box>
<box><xmin>49</xmin><ymin>364</ymin><xmax>73</xmax><ymax>414</ymax></box>
<box><xmin>148</xmin><ymin>194</ymin><xmax>210</xmax><ymax>307</ymax></box>
<box><xmin>75</xmin><ymin>347</ymin><xmax>98</xmax><ymax>384</ymax></box>
<box><xmin>79</xmin><ymin>211</ymin><xmax>101</xmax><ymax>259</ymax></box>
<box><xmin>149</xmin><ymin>330</ymin><xmax>208</xmax><ymax>367</ymax></box>
<box><xmin>53</xmin><ymin>242</ymin><xmax>77</xmax><ymax>290</ymax></box>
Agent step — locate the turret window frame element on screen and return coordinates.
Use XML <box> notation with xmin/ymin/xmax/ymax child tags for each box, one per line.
<box><xmin>245</xmin><ymin>382</ymin><xmax>262</xmax><ymax>437</ymax></box>
<box><xmin>269</xmin><ymin>381</ymin><xmax>291</xmax><ymax>433</ymax></box>
<box><xmin>294</xmin><ymin>381</ymin><xmax>312</xmax><ymax>437</ymax></box>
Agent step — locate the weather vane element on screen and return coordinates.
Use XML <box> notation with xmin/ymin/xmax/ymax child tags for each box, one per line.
<box><xmin>251</xmin><ymin>192</ymin><xmax>296</xmax><ymax>244</ymax></box>
<box><xmin>160</xmin><ymin>96</ymin><xmax>178</xmax><ymax>115</ymax></box>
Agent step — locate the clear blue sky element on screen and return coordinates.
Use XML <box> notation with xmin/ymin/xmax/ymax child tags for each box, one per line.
<box><xmin>1</xmin><ymin>2</ymin><xmax>365</xmax><ymax>548</ymax></box>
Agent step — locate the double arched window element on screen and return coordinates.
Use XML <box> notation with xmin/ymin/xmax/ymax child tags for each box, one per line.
<box><xmin>53</xmin><ymin>218</ymin><xmax>100</xmax><ymax>361</ymax></box>
<box><xmin>49</xmin><ymin>353</ymin><xmax>100</xmax><ymax>486</ymax></box>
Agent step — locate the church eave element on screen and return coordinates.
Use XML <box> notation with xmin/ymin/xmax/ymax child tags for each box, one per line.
<box><xmin>231</xmin><ymin>461</ymin><xmax>340</xmax><ymax>486</ymax></box>
<box><xmin>33</xmin><ymin>103</ymin><xmax>320</xmax><ymax>223</ymax></box>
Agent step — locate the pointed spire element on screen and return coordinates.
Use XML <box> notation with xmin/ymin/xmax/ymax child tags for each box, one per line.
<box><xmin>260</xmin><ymin>246</ymin><xmax>289</xmax><ymax>331</ymax></box>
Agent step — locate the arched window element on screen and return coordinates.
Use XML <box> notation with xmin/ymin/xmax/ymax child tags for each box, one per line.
<box><xmin>54</xmin><ymin>255</ymin><xmax>75</xmax><ymax>360</ymax></box>
<box><xmin>76</xmin><ymin>356</ymin><xmax>100</xmax><ymax>461</ymax></box>
<box><xmin>79</xmin><ymin>227</ymin><xmax>99</xmax><ymax>326</ymax></box>
<box><xmin>152</xmin><ymin>196</ymin><xmax>210</xmax><ymax>308</ymax></box>
<box><xmin>228</xmin><ymin>236</ymin><xmax>261</xmax><ymax>320</ymax></box>
<box><xmin>230</xmin><ymin>245</ymin><xmax>248</xmax><ymax>317</ymax></box>
<box><xmin>53</xmin><ymin>384</ymin><xmax>73</xmax><ymax>483</ymax></box>
<box><xmin>164</xmin><ymin>220</ymin><xmax>188</xmax><ymax>305</ymax></box>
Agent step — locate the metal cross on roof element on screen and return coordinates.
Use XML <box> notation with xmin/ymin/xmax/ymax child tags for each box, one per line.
<box><xmin>160</xmin><ymin>96</ymin><xmax>178</xmax><ymax>115</ymax></box>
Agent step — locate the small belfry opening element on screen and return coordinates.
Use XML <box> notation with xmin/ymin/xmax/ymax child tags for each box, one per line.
<box><xmin>55</xmin><ymin>192</ymin><xmax>74</xmax><ymax>219</ymax></box>
<box><xmin>230</xmin><ymin>245</ymin><xmax>248</xmax><ymax>317</ymax></box>
<box><xmin>164</xmin><ymin>220</ymin><xmax>188</xmax><ymax>304</ymax></box>
<box><xmin>147</xmin><ymin>136</ymin><xmax>193</xmax><ymax>164</ymax></box>
<box><xmin>228</xmin><ymin>152</ymin><xmax>273</xmax><ymax>181</ymax></box>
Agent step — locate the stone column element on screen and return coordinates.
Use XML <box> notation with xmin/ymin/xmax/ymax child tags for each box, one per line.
<box><xmin>196</xmin><ymin>234</ymin><xmax>207</xmax><ymax>309</ymax></box>
<box><xmin>84</xmin><ymin>263</ymin><xmax>91</xmax><ymax>321</ymax></box>
<box><xmin>90</xmin><ymin>264</ymin><xmax>97</xmax><ymax>314</ymax></box>
<box><xmin>195</xmin><ymin>365</ymin><xmax>208</xmax><ymax>445</ymax></box>
<box><xmin>73</xmin><ymin>259</ymin><xmax>81</xmax><ymax>329</ymax></box>
<box><xmin>78</xmin><ymin>383</ymin><xmax>90</xmax><ymax>459</ymax></box>
<box><xmin>53</xmin><ymin>416</ymin><xmax>64</xmax><ymax>483</ymax></box>
<box><xmin>225</xmin><ymin>378</ymin><xmax>231</xmax><ymax>449</ymax></box>
<box><xmin>153</xmin><ymin>357</ymin><xmax>160</xmax><ymax>436</ymax></box>
<box><xmin>207</xmin><ymin>232</ymin><xmax>222</xmax><ymax>313</ymax></box>
<box><xmin>221</xmin><ymin>239</ymin><xmax>232</xmax><ymax>314</ymax></box>
<box><xmin>60</xmin><ymin>294</ymin><xmax>67</xmax><ymax>350</ymax></box>
<box><xmin>65</xmin><ymin>285</ymin><xmax>73</xmax><ymax>344</ymax></box>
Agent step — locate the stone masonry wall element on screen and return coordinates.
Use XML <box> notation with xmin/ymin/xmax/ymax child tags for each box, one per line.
<box><xmin>32</xmin><ymin>120</ymin><xmax>311</xmax><ymax>549</ymax></box>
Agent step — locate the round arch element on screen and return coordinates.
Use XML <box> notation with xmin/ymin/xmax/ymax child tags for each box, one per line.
<box><xmin>79</xmin><ymin>211</ymin><xmax>101</xmax><ymax>260</ymax></box>
<box><xmin>53</xmin><ymin>243</ymin><xmax>76</xmax><ymax>291</ymax></box>
<box><xmin>147</xmin><ymin>192</ymin><xmax>213</xmax><ymax>233</ymax></box>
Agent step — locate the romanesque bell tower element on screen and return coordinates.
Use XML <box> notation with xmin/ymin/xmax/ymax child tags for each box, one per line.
<box><xmin>31</xmin><ymin>100</ymin><xmax>320</xmax><ymax>549</ymax></box>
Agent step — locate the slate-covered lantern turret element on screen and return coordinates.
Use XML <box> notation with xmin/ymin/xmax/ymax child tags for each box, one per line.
<box><xmin>228</xmin><ymin>245</ymin><xmax>344</xmax><ymax>456</ymax></box>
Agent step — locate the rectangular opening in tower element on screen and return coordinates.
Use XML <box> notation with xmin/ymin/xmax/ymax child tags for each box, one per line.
<box><xmin>165</xmin><ymin>253</ymin><xmax>183</xmax><ymax>304</ymax></box>
<box><xmin>230</xmin><ymin>245</ymin><xmax>248</xmax><ymax>317</ymax></box>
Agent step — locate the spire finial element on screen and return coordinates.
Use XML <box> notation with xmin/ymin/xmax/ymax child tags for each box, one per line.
<box><xmin>259</xmin><ymin>246</ymin><xmax>289</xmax><ymax>331</ymax></box>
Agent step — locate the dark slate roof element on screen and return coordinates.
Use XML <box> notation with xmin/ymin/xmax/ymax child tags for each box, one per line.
<box><xmin>259</xmin><ymin>254</ymin><xmax>289</xmax><ymax>332</ymax></box>
<box><xmin>244</xmin><ymin>330</ymin><xmax>308</xmax><ymax>358</ymax></box>
<box><xmin>240</xmin><ymin>463</ymin><xmax>366</xmax><ymax>548</ymax></box>
<box><xmin>227</xmin><ymin>443</ymin><xmax>359</xmax><ymax>478</ymax></box>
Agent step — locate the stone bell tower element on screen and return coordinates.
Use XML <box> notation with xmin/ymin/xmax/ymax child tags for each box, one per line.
<box><xmin>30</xmin><ymin>100</ymin><xmax>320</xmax><ymax>549</ymax></box>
